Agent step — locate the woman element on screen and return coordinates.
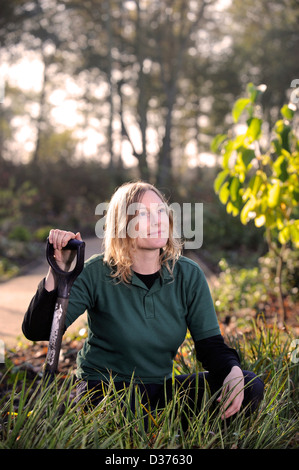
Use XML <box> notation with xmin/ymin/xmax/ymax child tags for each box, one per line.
<box><xmin>23</xmin><ymin>181</ymin><xmax>264</xmax><ymax>423</ymax></box>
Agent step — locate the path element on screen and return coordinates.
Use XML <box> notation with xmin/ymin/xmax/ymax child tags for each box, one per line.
<box><xmin>0</xmin><ymin>239</ymin><xmax>216</xmax><ymax>349</ymax></box>
<box><xmin>0</xmin><ymin>238</ymin><xmax>103</xmax><ymax>349</ymax></box>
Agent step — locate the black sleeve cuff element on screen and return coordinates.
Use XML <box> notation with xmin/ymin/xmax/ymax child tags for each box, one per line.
<box><xmin>22</xmin><ymin>279</ymin><xmax>58</xmax><ymax>341</ymax></box>
<box><xmin>195</xmin><ymin>334</ymin><xmax>241</xmax><ymax>382</ymax></box>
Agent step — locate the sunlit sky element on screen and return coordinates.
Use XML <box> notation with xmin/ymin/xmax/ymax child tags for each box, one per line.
<box><xmin>0</xmin><ymin>1</ymin><xmax>232</xmax><ymax>167</ymax></box>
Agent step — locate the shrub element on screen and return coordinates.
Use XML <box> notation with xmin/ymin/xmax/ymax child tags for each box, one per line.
<box><xmin>8</xmin><ymin>226</ymin><xmax>31</xmax><ymax>242</ymax></box>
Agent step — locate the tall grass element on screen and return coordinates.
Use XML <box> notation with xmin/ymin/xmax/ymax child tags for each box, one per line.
<box><xmin>1</xmin><ymin>324</ymin><xmax>298</xmax><ymax>449</ymax></box>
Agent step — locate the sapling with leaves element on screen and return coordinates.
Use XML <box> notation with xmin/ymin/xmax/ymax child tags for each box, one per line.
<box><xmin>212</xmin><ymin>83</ymin><xmax>299</xmax><ymax>323</ymax></box>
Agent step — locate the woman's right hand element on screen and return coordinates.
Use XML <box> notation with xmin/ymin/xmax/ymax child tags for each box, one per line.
<box><xmin>45</xmin><ymin>229</ymin><xmax>82</xmax><ymax>291</ymax></box>
<box><xmin>49</xmin><ymin>229</ymin><xmax>82</xmax><ymax>269</ymax></box>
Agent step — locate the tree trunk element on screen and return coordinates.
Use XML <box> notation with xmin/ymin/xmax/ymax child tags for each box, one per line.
<box><xmin>155</xmin><ymin>0</ymin><xmax>210</xmax><ymax>187</ymax></box>
<box><xmin>32</xmin><ymin>54</ymin><xmax>49</xmax><ymax>164</ymax></box>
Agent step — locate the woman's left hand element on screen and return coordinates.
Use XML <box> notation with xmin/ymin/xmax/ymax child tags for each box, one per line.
<box><xmin>217</xmin><ymin>366</ymin><xmax>245</xmax><ymax>420</ymax></box>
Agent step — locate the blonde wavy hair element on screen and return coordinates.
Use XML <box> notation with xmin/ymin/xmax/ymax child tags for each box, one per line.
<box><xmin>103</xmin><ymin>181</ymin><xmax>183</xmax><ymax>283</ymax></box>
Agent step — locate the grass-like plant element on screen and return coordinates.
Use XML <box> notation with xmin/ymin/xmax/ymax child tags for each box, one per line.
<box><xmin>1</xmin><ymin>323</ymin><xmax>298</xmax><ymax>449</ymax></box>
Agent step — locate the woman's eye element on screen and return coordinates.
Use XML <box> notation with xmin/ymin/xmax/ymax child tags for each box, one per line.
<box><xmin>139</xmin><ymin>210</ymin><xmax>147</xmax><ymax>217</ymax></box>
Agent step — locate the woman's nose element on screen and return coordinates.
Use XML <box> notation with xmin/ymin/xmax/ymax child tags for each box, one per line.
<box><xmin>150</xmin><ymin>209</ymin><xmax>159</xmax><ymax>225</ymax></box>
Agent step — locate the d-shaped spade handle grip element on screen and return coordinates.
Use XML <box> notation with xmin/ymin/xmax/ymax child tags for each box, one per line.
<box><xmin>46</xmin><ymin>237</ymin><xmax>85</xmax><ymax>298</ymax></box>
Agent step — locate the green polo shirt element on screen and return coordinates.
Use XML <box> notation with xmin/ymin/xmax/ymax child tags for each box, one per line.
<box><xmin>65</xmin><ymin>254</ymin><xmax>220</xmax><ymax>384</ymax></box>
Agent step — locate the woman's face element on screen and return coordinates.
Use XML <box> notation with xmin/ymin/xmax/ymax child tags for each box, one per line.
<box><xmin>129</xmin><ymin>190</ymin><xmax>169</xmax><ymax>250</ymax></box>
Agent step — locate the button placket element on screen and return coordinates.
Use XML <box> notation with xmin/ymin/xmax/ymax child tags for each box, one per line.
<box><xmin>143</xmin><ymin>292</ymin><xmax>155</xmax><ymax>318</ymax></box>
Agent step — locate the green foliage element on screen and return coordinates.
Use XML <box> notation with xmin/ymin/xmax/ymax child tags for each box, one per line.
<box><xmin>8</xmin><ymin>225</ymin><xmax>31</xmax><ymax>242</ymax></box>
<box><xmin>259</xmin><ymin>248</ymin><xmax>299</xmax><ymax>300</ymax></box>
<box><xmin>212</xmin><ymin>83</ymin><xmax>299</xmax><ymax>322</ymax></box>
<box><xmin>212</xmin><ymin>251</ymin><xmax>298</xmax><ymax>323</ymax></box>
<box><xmin>0</xmin><ymin>179</ymin><xmax>37</xmax><ymax>222</ymax></box>
<box><xmin>1</xmin><ymin>326</ymin><xmax>298</xmax><ymax>449</ymax></box>
<box><xmin>213</xmin><ymin>259</ymin><xmax>268</xmax><ymax>316</ymax></box>
<box><xmin>212</xmin><ymin>83</ymin><xmax>299</xmax><ymax>249</ymax></box>
<box><xmin>33</xmin><ymin>226</ymin><xmax>55</xmax><ymax>242</ymax></box>
<box><xmin>0</xmin><ymin>257</ymin><xmax>19</xmax><ymax>280</ymax></box>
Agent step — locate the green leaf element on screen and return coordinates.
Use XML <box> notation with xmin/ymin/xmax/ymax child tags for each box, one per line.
<box><xmin>261</xmin><ymin>154</ymin><xmax>271</xmax><ymax>167</ymax></box>
<box><xmin>265</xmin><ymin>211</ymin><xmax>276</xmax><ymax>229</ymax></box>
<box><xmin>278</xmin><ymin>226</ymin><xmax>290</xmax><ymax>245</ymax></box>
<box><xmin>232</xmin><ymin>98</ymin><xmax>251</xmax><ymax>123</ymax></box>
<box><xmin>222</xmin><ymin>141</ymin><xmax>234</xmax><ymax>169</ymax></box>
<box><xmin>242</xmin><ymin>187</ymin><xmax>251</xmax><ymax>203</ymax></box>
<box><xmin>272</xmin><ymin>138</ymin><xmax>282</xmax><ymax>156</ymax></box>
<box><xmin>214</xmin><ymin>169</ymin><xmax>229</xmax><ymax>193</ymax></box>
<box><xmin>293</xmin><ymin>189</ymin><xmax>299</xmax><ymax>202</ymax></box>
<box><xmin>240</xmin><ymin>197</ymin><xmax>256</xmax><ymax>225</ymax></box>
<box><xmin>276</xmin><ymin>217</ymin><xmax>285</xmax><ymax>230</ymax></box>
<box><xmin>232</xmin><ymin>134</ymin><xmax>246</xmax><ymax>150</ymax></box>
<box><xmin>240</xmin><ymin>148</ymin><xmax>256</xmax><ymax>167</ymax></box>
<box><xmin>211</xmin><ymin>134</ymin><xmax>227</xmax><ymax>153</ymax></box>
<box><xmin>267</xmin><ymin>181</ymin><xmax>281</xmax><ymax>208</ymax></box>
<box><xmin>273</xmin><ymin>155</ymin><xmax>288</xmax><ymax>182</ymax></box>
<box><xmin>261</xmin><ymin>195</ymin><xmax>269</xmax><ymax>214</ymax></box>
<box><xmin>290</xmin><ymin>221</ymin><xmax>299</xmax><ymax>247</ymax></box>
<box><xmin>226</xmin><ymin>201</ymin><xmax>239</xmax><ymax>217</ymax></box>
<box><xmin>246</xmin><ymin>118</ymin><xmax>262</xmax><ymax>141</ymax></box>
<box><xmin>275</xmin><ymin>120</ymin><xmax>291</xmax><ymax>152</ymax></box>
<box><xmin>246</xmin><ymin>83</ymin><xmax>258</xmax><ymax>102</ymax></box>
<box><xmin>229</xmin><ymin>176</ymin><xmax>241</xmax><ymax>202</ymax></box>
<box><xmin>219</xmin><ymin>181</ymin><xmax>230</xmax><ymax>204</ymax></box>
<box><xmin>249</xmin><ymin>174</ymin><xmax>263</xmax><ymax>197</ymax></box>
<box><xmin>281</xmin><ymin>104</ymin><xmax>295</xmax><ymax>121</ymax></box>
<box><xmin>246</xmin><ymin>83</ymin><xmax>267</xmax><ymax>104</ymax></box>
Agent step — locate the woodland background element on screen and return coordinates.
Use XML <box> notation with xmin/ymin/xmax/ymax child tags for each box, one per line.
<box><xmin>0</xmin><ymin>0</ymin><xmax>299</xmax><ymax>449</ymax></box>
<box><xmin>1</xmin><ymin>0</ymin><xmax>298</xmax><ymax>319</ymax></box>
